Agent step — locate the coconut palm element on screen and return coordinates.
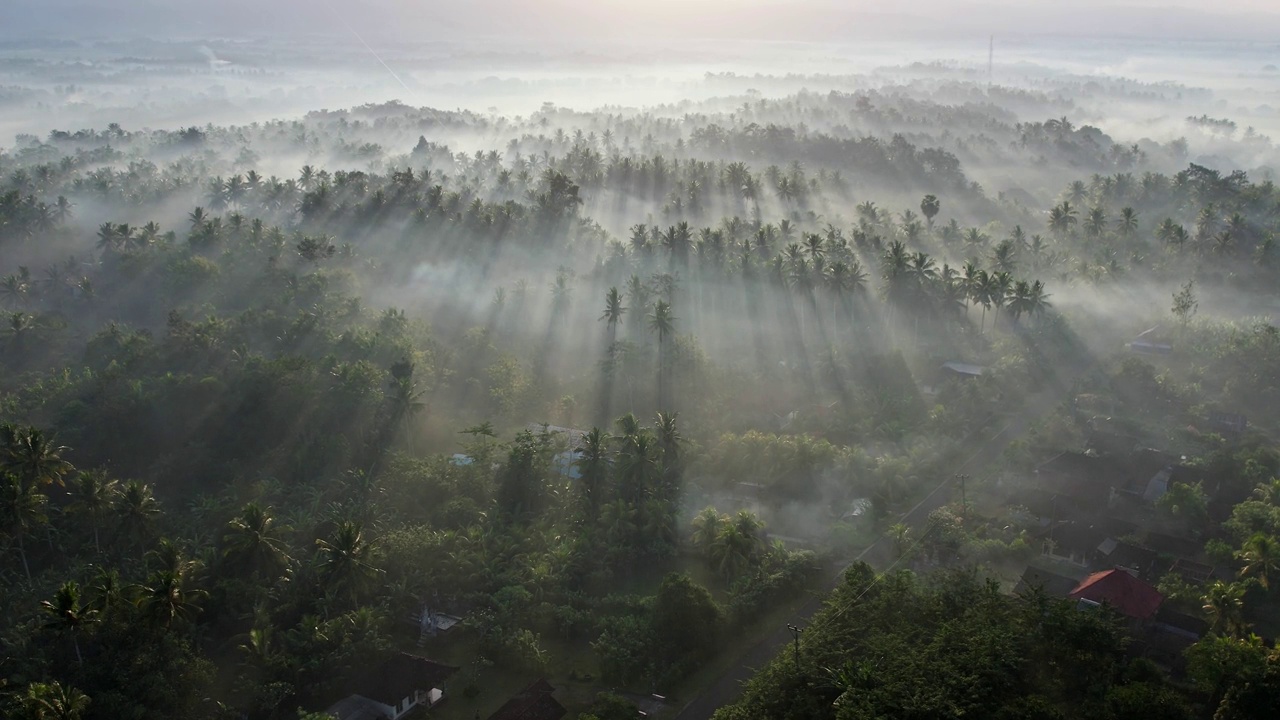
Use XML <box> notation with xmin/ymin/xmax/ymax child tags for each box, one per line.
<box><xmin>19</xmin><ymin>681</ymin><xmax>91</xmax><ymax>720</ymax></box>
<box><xmin>40</xmin><ymin>581</ymin><xmax>98</xmax><ymax>663</ymax></box>
<box><xmin>0</xmin><ymin>472</ymin><xmax>47</xmax><ymax>580</ymax></box>
<box><xmin>962</xmin><ymin>227</ymin><xmax>988</xmax><ymax>253</ymax></box>
<box><xmin>135</xmin><ymin>569</ymin><xmax>207</xmax><ymax>630</ymax></box>
<box><xmin>574</xmin><ymin>428</ymin><xmax>610</xmax><ymax>512</ymax></box>
<box><xmin>989</xmin><ymin>271</ymin><xmax>1013</xmax><ymax>326</ymax></box>
<box><xmin>1084</xmin><ymin>207</ymin><xmax>1108</xmax><ymax>239</ymax></box>
<box><xmin>691</xmin><ymin>507</ymin><xmax>726</xmax><ymax>551</ymax></box>
<box><xmin>601</xmin><ymin>287</ymin><xmax>626</xmax><ymax>342</ymax></box>
<box><xmin>709</xmin><ymin>511</ymin><xmax>764</xmax><ymax>579</ymax></box>
<box><xmin>1025</xmin><ymin>280</ymin><xmax>1052</xmax><ymax>321</ymax></box>
<box><xmin>1236</xmin><ymin>533</ymin><xmax>1280</xmax><ymax>589</ymax></box>
<box><xmin>1048</xmin><ymin>201</ymin><xmax>1077</xmax><ymax>237</ymax></box>
<box><xmin>222</xmin><ymin>502</ymin><xmax>291</xmax><ymax>580</ymax></box>
<box><xmin>989</xmin><ymin>239</ymin><xmax>1018</xmax><ymax>274</ymax></box>
<box><xmin>889</xmin><ymin>523</ymin><xmax>912</xmax><ymax>558</ymax></box>
<box><xmin>655</xmin><ymin>411</ymin><xmax>682</xmax><ymax>499</ymax></box>
<box><xmin>617</xmin><ymin>431</ymin><xmax>659</xmax><ymax>505</ymax></box>
<box><xmin>1202</xmin><ymin>580</ymin><xmax>1247</xmax><ymax>636</ymax></box>
<box><xmin>68</xmin><ymin>470</ymin><xmax>117</xmax><ymax>554</ymax></box>
<box><xmin>1252</xmin><ymin>478</ymin><xmax>1280</xmax><ymax>505</ymax></box>
<box><xmin>1117</xmin><ymin>207</ymin><xmax>1139</xmax><ymax>237</ymax></box>
<box><xmin>2</xmin><ymin>425</ymin><xmax>74</xmax><ymax>488</ymax></box>
<box><xmin>112</xmin><ymin>479</ymin><xmax>161</xmax><ymax>551</ymax></box>
<box><xmin>315</xmin><ymin>520</ymin><xmax>382</xmax><ymax>605</ymax></box>
<box><xmin>649</xmin><ymin>300</ymin><xmax>676</xmax><ymax>409</ymax></box>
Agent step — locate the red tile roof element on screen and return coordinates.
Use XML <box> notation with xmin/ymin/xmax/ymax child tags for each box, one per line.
<box><xmin>1069</xmin><ymin>568</ymin><xmax>1164</xmax><ymax>619</ymax></box>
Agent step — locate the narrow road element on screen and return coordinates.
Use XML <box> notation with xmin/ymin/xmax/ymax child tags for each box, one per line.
<box><xmin>671</xmin><ymin>370</ymin><xmax>1084</xmax><ymax>720</ymax></box>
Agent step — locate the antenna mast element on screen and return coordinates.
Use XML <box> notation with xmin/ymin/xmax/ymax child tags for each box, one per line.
<box><xmin>988</xmin><ymin>35</ymin><xmax>994</xmax><ymax>89</ymax></box>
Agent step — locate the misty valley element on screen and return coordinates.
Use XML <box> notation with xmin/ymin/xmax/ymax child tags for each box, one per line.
<box><xmin>4</xmin><ymin>30</ymin><xmax>1280</xmax><ymax>720</ymax></box>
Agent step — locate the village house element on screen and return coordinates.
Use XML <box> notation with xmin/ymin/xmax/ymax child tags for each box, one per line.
<box><xmin>486</xmin><ymin>679</ymin><xmax>567</xmax><ymax>720</ymax></box>
<box><xmin>324</xmin><ymin>653</ymin><xmax>458</xmax><ymax>720</ymax></box>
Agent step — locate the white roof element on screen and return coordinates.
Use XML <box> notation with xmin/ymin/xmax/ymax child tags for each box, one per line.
<box><xmin>941</xmin><ymin>362</ymin><xmax>985</xmax><ymax>376</ymax></box>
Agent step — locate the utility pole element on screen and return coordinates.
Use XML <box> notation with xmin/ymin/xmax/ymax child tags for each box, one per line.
<box><xmin>956</xmin><ymin>473</ymin><xmax>969</xmax><ymax>521</ymax></box>
<box><xmin>787</xmin><ymin>624</ymin><xmax>802</xmax><ymax>669</ymax></box>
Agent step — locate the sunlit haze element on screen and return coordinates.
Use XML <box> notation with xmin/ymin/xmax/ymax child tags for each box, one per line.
<box><xmin>3</xmin><ymin>2</ymin><xmax>1280</xmax><ymax>720</ymax></box>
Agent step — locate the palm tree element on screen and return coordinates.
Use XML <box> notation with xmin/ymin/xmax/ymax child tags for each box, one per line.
<box><xmin>68</xmin><ymin>470</ymin><xmax>116</xmax><ymax>554</ymax></box>
<box><xmin>87</xmin><ymin>568</ymin><xmax>124</xmax><ymax>615</ymax></box>
<box><xmin>19</xmin><ymin>681</ymin><xmax>91</xmax><ymax>720</ymax></box>
<box><xmin>709</xmin><ymin>511</ymin><xmax>763</xmax><ymax>579</ymax></box>
<box><xmin>40</xmin><ymin>581</ymin><xmax>98</xmax><ymax>663</ymax></box>
<box><xmin>1117</xmin><ymin>207</ymin><xmax>1139</xmax><ymax>237</ymax></box>
<box><xmin>1236</xmin><ymin>533</ymin><xmax>1280</xmax><ymax>589</ymax></box>
<box><xmin>187</xmin><ymin>206</ymin><xmax>207</xmax><ymax>231</ymax></box>
<box><xmin>1202</xmin><ymin>580</ymin><xmax>1247</xmax><ymax>636</ymax></box>
<box><xmin>889</xmin><ymin>523</ymin><xmax>912</xmax><ymax>558</ymax></box>
<box><xmin>655</xmin><ymin>411</ymin><xmax>682</xmax><ymax>500</ymax></box>
<box><xmin>0</xmin><ymin>472</ymin><xmax>47</xmax><ymax>580</ymax></box>
<box><xmin>989</xmin><ymin>271</ymin><xmax>1013</xmax><ymax>327</ymax></box>
<box><xmin>1025</xmin><ymin>280</ymin><xmax>1052</xmax><ymax>322</ymax></box>
<box><xmin>600</xmin><ymin>287</ymin><xmax>626</xmax><ymax>343</ymax></box>
<box><xmin>2</xmin><ymin>425</ymin><xmax>74</xmax><ymax>488</ymax></box>
<box><xmin>649</xmin><ymin>301</ymin><xmax>676</xmax><ymax>409</ymax></box>
<box><xmin>989</xmin><ymin>239</ymin><xmax>1018</xmax><ymax>274</ymax></box>
<box><xmin>1252</xmin><ymin>478</ymin><xmax>1280</xmax><ymax>505</ymax></box>
<box><xmin>880</xmin><ymin>240</ymin><xmax>911</xmax><ymax>304</ymax></box>
<box><xmin>617</xmin><ymin>431</ymin><xmax>659</xmax><ymax>505</ymax></box>
<box><xmin>112</xmin><ymin>479</ymin><xmax>160</xmax><ymax>550</ymax></box>
<box><xmin>691</xmin><ymin>507</ymin><xmax>726</xmax><ymax>552</ymax></box>
<box><xmin>1048</xmin><ymin>201</ymin><xmax>1077</xmax><ymax>237</ymax></box>
<box><xmin>315</xmin><ymin>520</ymin><xmax>382</xmax><ymax>605</ymax></box>
<box><xmin>5</xmin><ymin>312</ymin><xmax>38</xmax><ymax>352</ymax></box>
<box><xmin>1084</xmin><ymin>206</ymin><xmax>1108</xmax><ymax>239</ymax></box>
<box><xmin>575</xmin><ymin>428</ymin><xmax>610</xmax><ymax>512</ymax></box>
<box><xmin>1</xmin><ymin>273</ymin><xmax>31</xmax><ymax>309</ymax></box>
<box><xmin>625</xmin><ymin>275</ymin><xmax>651</xmax><ymax>332</ymax></box>
<box><xmin>962</xmin><ymin>227</ymin><xmax>988</xmax><ymax>253</ymax></box>
<box><xmin>136</xmin><ymin>569</ymin><xmax>207</xmax><ymax>630</ymax></box>
<box><xmin>920</xmin><ymin>194</ymin><xmax>940</xmax><ymax>229</ymax></box>
<box><xmin>222</xmin><ymin>503</ymin><xmax>291</xmax><ymax>580</ymax></box>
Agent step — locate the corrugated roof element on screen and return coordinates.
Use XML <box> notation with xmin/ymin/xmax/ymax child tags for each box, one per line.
<box><xmin>941</xmin><ymin>361</ymin><xmax>985</xmax><ymax>376</ymax></box>
<box><xmin>1069</xmin><ymin>569</ymin><xmax>1163</xmax><ymax>619</ymax></box>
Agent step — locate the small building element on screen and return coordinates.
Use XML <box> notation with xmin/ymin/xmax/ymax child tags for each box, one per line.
<box><xmin>1130</xmin><ymin>326</ymin><xmax>1172</xmax><ymax>355</ymax></box>
<box><xmin>487</xmin><ymin>679</ymin><xmax>567</xmax><ymax>720</ymax></box>
<box><xmin>528</xmin><ymin>423</ymin><xmax>591</xmax><ymax>480</ymax></box>
<box><xmin>1069</xmin><ymin>569</ymin><xmax>1164</xmax><ymax>621</ymax></box>
<box><xmin>1169</xmin><ymin>557</ymin><xmax>1215</xmax><ymax>585</ymax></box>
<box><xmin>939</xmin><ymin>361</ymin><xmax>985</xmax><ymax>380</ymax></box>
<box><xmin>325</xmin><ymin>653</ymin><xmax>458</xmax><ymax>720</ymax></box>
<box><xmin>1014</xmin><ymin>567</ymin><xmax>1079</xmax><ymax>598</ymax></box>
<box><xmin>1208</xmin><ymin>411</ymin><xmax>1248</xmax><ymax>437</ymax></box>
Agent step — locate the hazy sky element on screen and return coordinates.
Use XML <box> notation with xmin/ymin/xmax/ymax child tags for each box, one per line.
<box><xmin>3</xmin><ymin>0</ymin><xmax>1280</xmax><ymax>42</ymax></box>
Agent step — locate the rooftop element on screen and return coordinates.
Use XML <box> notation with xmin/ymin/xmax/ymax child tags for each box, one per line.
<box><xmin>487</xmin><ymin>679</ymin><xmax>566</xmax><ymax>720</ymax></box>
<box><xmin>1069</xmin><ymin>569</ymin><xmax>1164</xmax><ymax>620</ymax></box>
<box><xmin>1014</xmin><ymin>567</ymin><xmax>1079</xmax><ymax>598</ymax></box>
<box><xmin>940</xmin><ymin>361</ymin><xmax>985</xmax><ymax>377</ymax></box>
<box><xmin>353</xmin><ymin>653</ymin><xmax>458</xmax><ymax>708</ymax></box>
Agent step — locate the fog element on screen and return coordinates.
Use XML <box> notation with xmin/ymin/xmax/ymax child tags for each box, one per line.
<box><xmin>5</xmin><ymin>13</ymin><xmax>1280</xmax><ymax>720</ymax></box>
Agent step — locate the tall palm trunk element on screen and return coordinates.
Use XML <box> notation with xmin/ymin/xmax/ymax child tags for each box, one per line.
<box><xmin>18</xmin><ymin>534</ymin><xmax>30</xmax><ymax>581</ymax></box>
<box><xmin>657</xmin><ymin>335</ymin><xmax>666</xmax><ymax>411</ymax></box>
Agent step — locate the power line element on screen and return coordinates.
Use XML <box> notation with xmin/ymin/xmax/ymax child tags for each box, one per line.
<box><xmin>325</xmin><ymin>3</ymin><xmax>416</xmax><ymax>100</ymax></box>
